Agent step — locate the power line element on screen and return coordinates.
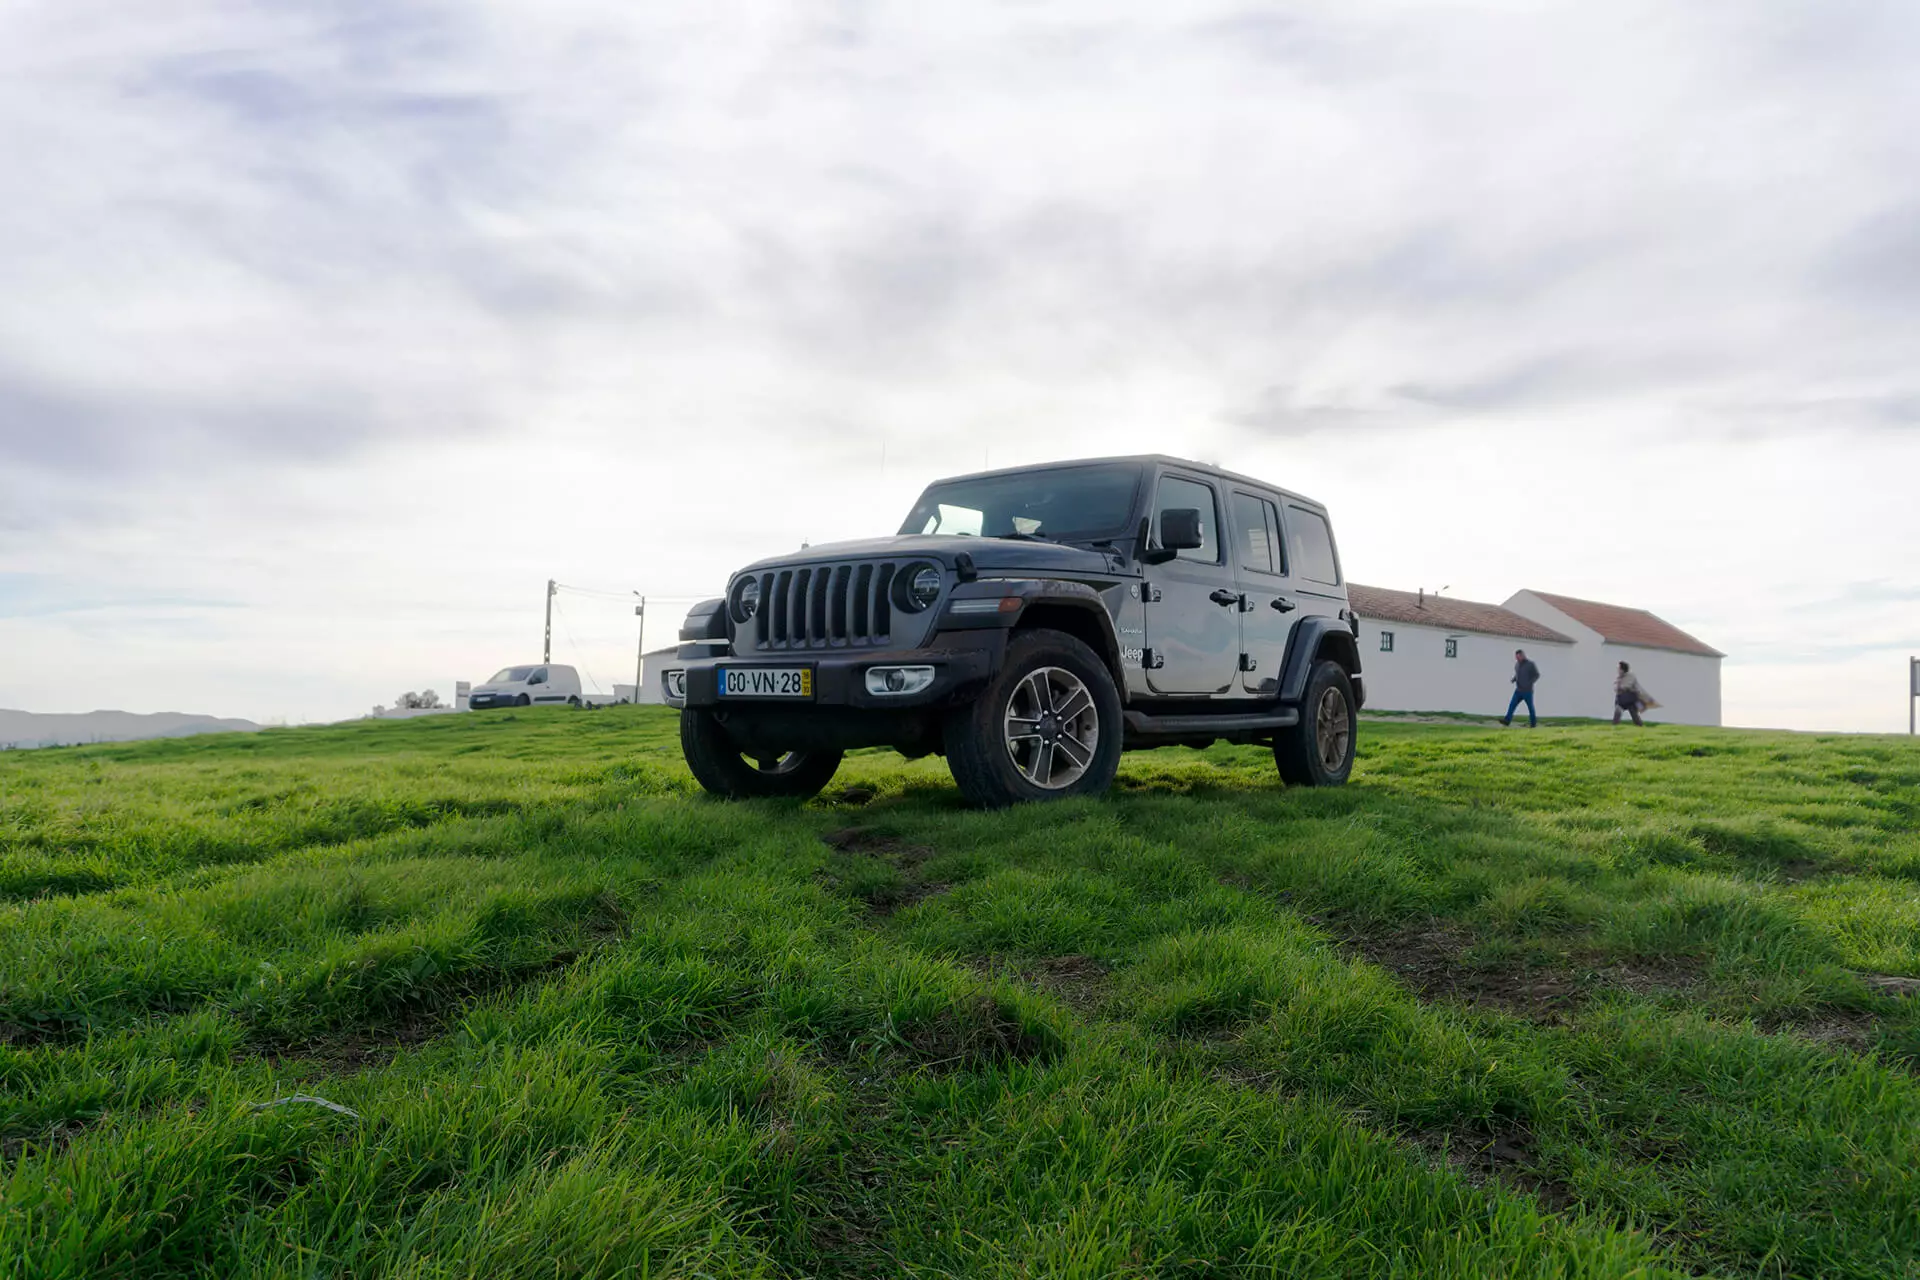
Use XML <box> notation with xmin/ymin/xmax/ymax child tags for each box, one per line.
<box><xmin>547</xmin><ymin>595</ymin><xmax>605</xmax><ymax>694</ymax></box>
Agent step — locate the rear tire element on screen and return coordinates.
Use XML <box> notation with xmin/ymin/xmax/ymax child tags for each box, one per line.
<box><xmin>1275</xmin><ymin>659</ymin><xmax>1355</xmax><ymax>787</ymax></box>
<box><xmin>680</xmin><ymin>710</ymin><xmax>843</xmax><ymax>799</ymax></box>
<box><xmin>944</xmin><ymin>628</ymin><xmax>1123</xmax><ymax>808</ymax></box>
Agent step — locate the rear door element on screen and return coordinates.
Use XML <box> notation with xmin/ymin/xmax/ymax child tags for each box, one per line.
<box><xmin>1228</xmin><ymin>490</ymin><xmax>1297</xmax><ymax>694</ymax></box>
<box><xmin>1142</xmin><ymin>471</ymin><xmax>1241</xmax><ymax>695</ymax></box>
<box><xmin>1277</xmin><ymin>501</ymin><xmax>1346</xmax><ymax>624</ymax></box>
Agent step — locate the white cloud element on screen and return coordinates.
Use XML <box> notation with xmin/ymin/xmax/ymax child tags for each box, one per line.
<box><xmin>1</xmin><ymin>0</ymin><xmax>1916</xmax><ymax>729</ymax></box>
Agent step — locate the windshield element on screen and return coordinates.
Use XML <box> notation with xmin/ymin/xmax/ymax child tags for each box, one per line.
<box><xmin>488</xmin><ymin>666</ymin><xmax>536</xmax><ymax>682</ymax></box>
<box><xmin>898</xmin><ymin>463</ymin><xmax>1144</xmax><ymax>543</ymax></box>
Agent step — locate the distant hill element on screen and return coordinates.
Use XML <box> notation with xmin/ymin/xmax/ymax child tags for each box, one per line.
<box><xmin>0</xmin><ymin>709</ymin><xmax>262</xmax><ymax>750</ymax></box>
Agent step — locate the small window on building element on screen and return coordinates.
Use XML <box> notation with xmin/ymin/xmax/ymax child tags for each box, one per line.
<box><xmin>1444</xmin><ymin>639</ymin><xmax>1458</xmax><ymax>659</ymax></box>
<box><xmin>1379</xmin><ymin>631</ymin><xmax>1394</xmax><ymax>652</ymax></box>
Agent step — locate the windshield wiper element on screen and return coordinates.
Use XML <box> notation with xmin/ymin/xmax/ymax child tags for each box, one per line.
<box><xmin>991</xmin><ymin>531</ymin><xmax>1056</xmax><ymax>543</ymax></box>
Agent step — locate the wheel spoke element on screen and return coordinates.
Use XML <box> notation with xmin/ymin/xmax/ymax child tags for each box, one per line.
<box><xmin>1028</xmin><ymin>671</ymin><xmax>1056</xmax><ymax>715</ymax></box>
<box><xmin>1032</xmin><ymin>741</ymin><xmax>1055</xmax><ymax>786</ymax></box>
<box><xmin>1054</xmin><ymin>732</ymin><xmax>1092</xmax><ymax>768</ymax></box>
<box><xmin>1054</xmin><ymin>687</ymin><xmax>1093</xmax><ymax>723</ymax></box>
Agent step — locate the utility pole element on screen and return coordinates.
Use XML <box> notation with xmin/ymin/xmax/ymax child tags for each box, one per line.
<box><xmin>634</xmin><ymin>594</ymin><xmax>647</xmax><ymax>705</ymax></box>
<box><xmin>1910</xmin><ymin>656</ymin><xmax>1918</xmax><ymax>736</ymax></box>
<box><xmin>544</xmin><ymin>579</ymin><xmax>555</xmax><ymax>663</ymax></box>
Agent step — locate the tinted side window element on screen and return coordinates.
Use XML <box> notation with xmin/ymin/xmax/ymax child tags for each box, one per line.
<box><xmin>529</xmin><ymin>667</ymin><xmax>548</xmax><ymax>685</ymax></box>
<box><xmin>1286</xmin><ymin>506</ymin><xmax>1340</xmax><ymax>585</ymax></box>
<box><xmin>1232</xmin><ymin>492</ymin><xmax>1284</xmax><ymax>574</ymax></box>
<box><xmin>1154</xmin><ymin>475</ymin><xmax>1220</xmax><ymax>564</ymax></box>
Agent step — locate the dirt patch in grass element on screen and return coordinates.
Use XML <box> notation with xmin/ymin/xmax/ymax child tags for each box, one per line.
<box><xmin>1</xmin><ymin>1117</ymin><xmax>94</xmax><ymax>1163</ymax></box>
<box><xmin>966</xmin><ymin>953</ymin><xmax>1111</xmax><ymax>1014</ymax></box>
<box><xmin>821</xmin><ymin>827</ymin><xmax>950</xmax><ymax>918</ymax></box>
<box><xmin>898</xmin><ymin>995</ymin><xmax>1062</xmax><ymax>1072</ymax></box>
<box><xmin>1415</xmin><ymin>1122</ymin><xmax>1578</xmax><ymax>1214</ymax></box>
<box><xmin>821</xmin><ymin>828</ymin><xmax>934</xmax><ymax>863</ymax></box>
<box><xmin>1333</xmin><ymin>921</ymin><xmax>1703</xmax><ymax>1022</ymax></box>
<box><xmin>866</xmin><ymin>880</ymin><xmax>953</xmax><ymax>919</ymax></box>
<box><xmin>259</xmin><ymin>1016</ymin><xmax>444</xmax><ymax>1075</ymax></box>
<box><xmin>1774</xmin><ymin>1014</ymin><xmax>1878</xmax><ymax>1054</ymax></box>
<box><xmin>1336</xmin><ymin>923</ymin><xmax>1584</xmax><ymax>1020</ymax></box>
<box><xmin>250</xmin><ymin>942</ymin><xmax>606</xmax><ymax>1073</ymax></box>
<box><xmin>0</xmin><ymin>1020</ymin><xmax>55</xmax><ymax>1048</ymax></box>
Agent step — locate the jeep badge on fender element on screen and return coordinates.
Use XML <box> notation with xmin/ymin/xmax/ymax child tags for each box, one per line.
<box><xmin>664</xmin><ymin>455</ymin><xmax>1363</xmax><ymax>808</ymax></box>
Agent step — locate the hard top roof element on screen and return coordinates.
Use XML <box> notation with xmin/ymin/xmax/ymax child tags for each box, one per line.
<box><xmin>923</xmin><ymin>455</ymin><xmax>1326</xmax><ymax>510</ymax></box>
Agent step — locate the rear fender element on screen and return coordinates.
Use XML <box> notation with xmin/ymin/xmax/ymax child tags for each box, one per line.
<box><xmin>1279</xmin><ymin>616</ymin><xmax>1365</xmax><ymax>707</ymax></box>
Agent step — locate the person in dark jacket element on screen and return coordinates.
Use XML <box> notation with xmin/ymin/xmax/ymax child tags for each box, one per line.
<box><xmin>1503</xmin><ymin>649</ymin><xmax>1540</xmax><ymax>727</ymax></box>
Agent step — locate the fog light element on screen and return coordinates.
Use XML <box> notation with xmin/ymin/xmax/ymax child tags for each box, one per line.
<box><xmin>663</xmin><ymin>669</ymin><xmax>687</xmax><ymax>701</ymax></box>
<box><xmin>864</xmin><ymin>665</ymin><xmax>935</xmax><ymax>696</ymax></box>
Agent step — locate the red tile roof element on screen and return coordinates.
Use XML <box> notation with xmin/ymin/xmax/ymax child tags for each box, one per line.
<box><xmin>1347</xmin><ymin>585</ymin><xmax>1573</xmax><ymax>645</ymax></box>
<box><xmin>1523</xmin><ymin>591</ymin><xmax>1724</xmax><ymax>658</ymax></box>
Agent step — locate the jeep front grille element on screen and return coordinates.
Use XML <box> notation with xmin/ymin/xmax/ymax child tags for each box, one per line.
<box><xmin>745</xmin><ymin>562</ymin><xmax>897</xmax><ymax>650</ymax></box>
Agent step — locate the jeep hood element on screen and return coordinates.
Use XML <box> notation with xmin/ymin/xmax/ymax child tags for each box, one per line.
<box><xmin>733</xmin><ymin>535</ymin><xmax>1120</xmax><ymax>579</ymax></box>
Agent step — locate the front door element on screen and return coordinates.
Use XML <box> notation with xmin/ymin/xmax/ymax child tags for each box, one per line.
<box><xmin>1143</xmin><ymin>472</ymin><xmax>1241</xmax><ymax>695</ymax></box>
<box><xmin>1228</xmin><ymin>489</ymin><xmax>1299</xmax><ymax>695</ymax></box>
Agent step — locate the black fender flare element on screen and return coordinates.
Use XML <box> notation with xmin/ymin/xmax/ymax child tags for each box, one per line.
<box><xmin>1279</xmin><ymin>616</ymin><xmax>1365</xmax><ymax>708</ymax></box>
<box><xmin>939</xmin><ymin>579</ymin><xmax>1130</xmax><ymax>698</ymax></box>
<box><xmin>677</xmin><ymin>597</ymin><xmax>727</xmax><ymax>660</ymax></box>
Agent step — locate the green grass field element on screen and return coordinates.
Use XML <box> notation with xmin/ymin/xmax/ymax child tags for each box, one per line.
<box><xmin>3</xmin><ymin>709</ymin><xmax>1918</xmax><ymax>1279</ymax></box>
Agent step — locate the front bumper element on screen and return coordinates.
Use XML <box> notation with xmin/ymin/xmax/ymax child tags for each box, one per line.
<box><xmin>468</xmin><ymin>692</ymin><xmax>522</xmax><ymax>709</ymax></box>
<box><xmin>669</xmin><ymin>645</ymin><xmax>996</xmax><ymax>711</ymax></box>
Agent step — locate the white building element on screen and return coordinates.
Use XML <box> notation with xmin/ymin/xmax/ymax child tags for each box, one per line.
<box><xmin>1350</xmin><ymin>585</ymin><xmax>1723</xmax><ymax>725</ymax></box>
<box><xmin>1503</xmin><ymin>590</ymin><xmax>1724</xmax><ymax>726</ymax></box>
<box><xmin>1348</xmin><ymin>586</ymin><xmax>1576</xmax><ymax>719</ymax></box>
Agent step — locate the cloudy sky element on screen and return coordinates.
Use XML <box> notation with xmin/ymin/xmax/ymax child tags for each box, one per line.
<box><xmin>2</xmin><ymin>0</ymin><xmax>1917</xmax><ymax>731</ymax></box>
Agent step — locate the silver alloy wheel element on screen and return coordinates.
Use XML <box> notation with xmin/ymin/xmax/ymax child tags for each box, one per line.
<box><xmin>750</xmin><ymin>752</ymin><xmax>806</xmax><ymax>775</ymax></box>
<box><xmin>1315</xmin><ymin>685</ymin><xmax>1351</xmax><ymax>771</ymax></box>
<box><xmin>1004</xmin><ymin>665</ymin><xmax>1099</xmax><ymax>789</ymax></box>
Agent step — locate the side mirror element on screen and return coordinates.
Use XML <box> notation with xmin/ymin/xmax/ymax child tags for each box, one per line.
<box><xmin>1160</xmin><ymin>507</ymin><xmax>1204</xmax><ymax>548</ymax></box>
<box><xmin>1142</xmin><ymin>508</ymin><xmax>1204</xmax><ymax>564</ymax></box>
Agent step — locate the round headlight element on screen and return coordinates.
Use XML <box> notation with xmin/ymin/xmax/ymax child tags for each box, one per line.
<box><xmin>731</xmin><ymin>576</ymin><xmax>760</xmax><ymax>623</ymax></box>
<box><xmin>907</xmin><ymin>565</ymin><xmax>942</xmax><ymax>611</ymax></box>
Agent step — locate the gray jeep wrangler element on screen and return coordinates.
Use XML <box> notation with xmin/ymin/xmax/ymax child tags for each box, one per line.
<box><xmin>663</xmin><ymin>455</ymin><xmax>1363</xmax><ymax>807</ymax></box>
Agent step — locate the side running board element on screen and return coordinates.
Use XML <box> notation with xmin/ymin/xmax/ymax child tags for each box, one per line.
<box><xmin>1123</xmin><ymin>708</ymin><xmax>1300</xmax><ymax>736</ymax></box>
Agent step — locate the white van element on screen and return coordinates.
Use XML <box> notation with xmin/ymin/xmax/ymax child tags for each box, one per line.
<box><xmin>468</xmin><ymin>664</ymin><xmax>583</xmax><ymax>709</ymax></box>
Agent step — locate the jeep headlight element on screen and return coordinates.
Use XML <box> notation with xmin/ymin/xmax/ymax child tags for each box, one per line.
<box><xmin>730</xmin><ymin>575</ymin><xmax>760</xmax><ymax>623</ymax></box>
<box><xmin>896</xmin><ymin>563</ymin><xmax>942</xmax><ymax>612</ymax></box>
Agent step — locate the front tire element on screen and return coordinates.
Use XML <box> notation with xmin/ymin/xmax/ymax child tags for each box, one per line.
<box><xmin>944</xmin><ymin>628</ymin><xmax>1123</xmax><ymax>808</ymax></box>
<box><xmin>516</xmin><ymin>694</ymin><xmax>531</xmax><ymax>707</ymax></box>
<box><xmin>1275</xmin><ymin>659</ymin><xmax>1355</xmax><ymax>786</ymax></box>
<box><xmin>680</xmin><ymin>710</ymin><xmax>843</xmax><ymax>799</ymax></box>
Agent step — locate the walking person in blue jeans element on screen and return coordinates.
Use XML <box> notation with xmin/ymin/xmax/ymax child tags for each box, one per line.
<box><xmin>1503</xmin><ymin>649</ymin><xmax>1540</xmax><ymax>727</ymax></box>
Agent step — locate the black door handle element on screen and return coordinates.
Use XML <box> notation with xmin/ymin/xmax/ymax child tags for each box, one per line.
<box><xmin>1271</xmin><ymin>596</ymin><xmax>1297</xmax><ymax>613</ymax></box>
<box><xmin>1209</xmin><ymin>589</ymin><xmax>1241</xmax><ymax>607</ymax></box>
